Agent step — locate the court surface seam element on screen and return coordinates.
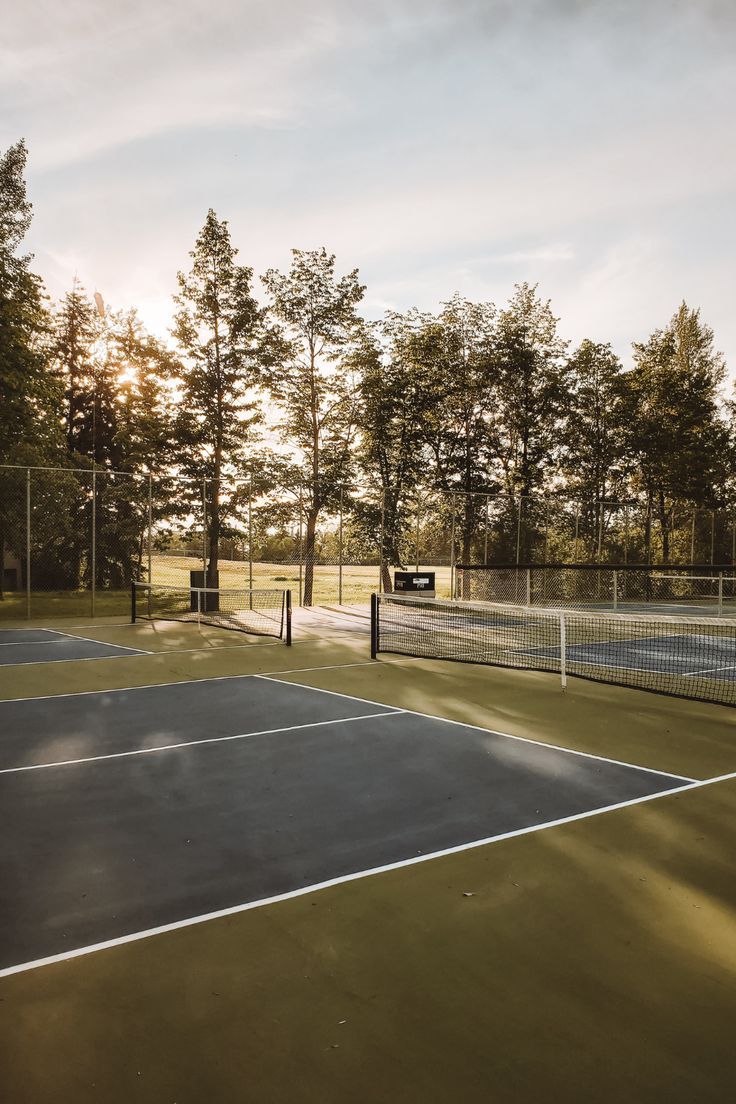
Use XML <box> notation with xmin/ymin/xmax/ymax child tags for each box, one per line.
<box><xmin>5</xmin><ymin>770</ymin><xmax>735</xmax><ymax>981</ymax></box>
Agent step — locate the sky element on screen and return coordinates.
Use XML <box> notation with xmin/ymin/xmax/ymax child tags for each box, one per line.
<box><xmin>2</xmin><ymin>0</ymin><xmax>735</xmax><ymax>375</ymax></box>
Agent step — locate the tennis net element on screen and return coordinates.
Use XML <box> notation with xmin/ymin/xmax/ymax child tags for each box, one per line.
<box><xmin>371</xmin><ymin>593</ymin><xmax>736</xmax><ymax>707</ymax></box>
<box><xmin>132</xmin><ymin>582</ymin><xmax>292</xmax><ymax>643</ymax></box>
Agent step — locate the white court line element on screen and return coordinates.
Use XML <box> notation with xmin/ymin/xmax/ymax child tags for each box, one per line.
<box><xmin>682</xmin><ymin>663</ymin><xmax>736</xmax><ymax>678</ymax></box>
<box><xmin>0</xmin><ymin>649</ymin><xmax>149</xmax><ymax>669</ymax></box>
<box><xmin>0</xmin><ymin>665</ymin><xmax>701</xmax><ymax>782</ymax></box>
<box><xmin>0</xmin><ymin>663</ymin><xmax>380</xmax><ymax>705</ymax></box>
<box><xmin>0</xmin><ymin>710</ymin><xmax>401</xmax><ymax>775</ymax></box>
<box><xmin>5</xmin><ymin>771</ymin><xmax>734</xmax><ymax>980</ymax></box>
<box><xmin>48</xmin><ymin>629</ymin><xmax>153</xmax><ymax>653</ymax></box>
<box><xmin>0</xmin><ymin>639</ymin><xmax>71</xmax><ymax>647</ymax></box>
<box><xmin>254</xmin><ymin>675</ymin><xmax>697</xmax><ymax>783</ymax></box>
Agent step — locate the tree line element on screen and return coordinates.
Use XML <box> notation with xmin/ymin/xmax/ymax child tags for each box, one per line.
<box><xmin>2</xmin><ymin>140</ymin><xmax>735</xmax><ymax>603</ymax></box>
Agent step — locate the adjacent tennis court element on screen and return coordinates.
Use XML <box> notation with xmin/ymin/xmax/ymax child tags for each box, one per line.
<box><xmin>372</xmin><ymin>593</ymin><xmax>736</xmax><ymax>706</ymax></box>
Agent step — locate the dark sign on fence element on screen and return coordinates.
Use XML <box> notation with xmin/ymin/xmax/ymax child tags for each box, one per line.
<box><xmin>394</xmin><ymin>571</ymin><xmax>436</xmax><ymax>597</ymax></box>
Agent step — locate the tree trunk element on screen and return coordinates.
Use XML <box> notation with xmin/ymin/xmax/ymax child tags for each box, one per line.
<box><xmin>657</xmin><ymin>491</ymin><xmax>670</xmax><ymax>563</ymax></box>
<box><xmin>206</xmin><ymin>476</ymin><xmax>221</xmax><ymax>607</ymax></box>
<box><xmin>303</xmin><ymin>510</ymin><xmax>318</xmax><ymax>607</ymax></box>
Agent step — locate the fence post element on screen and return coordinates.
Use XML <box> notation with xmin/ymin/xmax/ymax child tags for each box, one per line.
<box><xmin>147</xmin><ymin>474</ymin><xmax>153</xmax><ymax>583</ymax></box>
<box><xmin>26</xmin><ymin>467</ymin><xmax>31</xmax><ymax>620</ymax></box>
<box><xmin>379</xmin><ymin>491</ymin><xmax>385</xmax><ymax>593</ymax></box>
<box><xmin>415</xmin><ymin>498</ymin><xmax>421</xmax><ymax>573</ymax></box>
<box><xmin>515</xmin><ymin>496</ymin><xmax>523</xmax><ymax>565</ymax></box>
<box><xmin>449</xmin><ymin>496</ymin><xmax>456</xmax><ymax>599</ymax></box>
<box><xmin>690</xmin><ymin>509</ymin><xmax>696</xmax><ymax>563</ymax></box>
<box><xmin>147</xmin><ymin>475</ymin><xmax>153</xmax><ymax>617</ymax></box>
<box><xmin>248</xmin><ymin>475</ymin><xmax>254</xmax><ymax>593</ymax></box>
<box><xmin>202</xmin><ymin>477</ymin><xmax>207</xmax><ymax>579</ymax></box>
<box><xmin>338</xmin><ymin>484</ymin><xmax>344</xmax><ymax>605</ymax></box>
<box><xmin>613</xmin><ymin>569</ymin><xmax>618</xmax><ymax>611</ymax></box>
<box><xmin>573</xmin><ymin>505</ymin><xmax>580</xmax><ymax>562</ymax></box>
<box><xmin>718</xmin><ymin>572</ymin><xmax>723</xmax><ymax>617</ymax></box>
<box><xmin>525</xmin><ymin>568</ymin><xmax>532</xmax><ymax>608</ymax></box>
<box><xmin>298</xmin><ymin>486</ymin><xmax>303</xmax><ymax>607</ymax></box>
<box><xmin>711</xmin><ymin>510</ymin><xmax>715</xmax><ymax>565</ymax></box>
<box><xmin>91</xmin><ymin>467</ymin><xmax>96</xmax><ymax>617</ymax></box>
<box><xmin>484</xmin><ymin>495</ymin><xmax>489</xmax><ymax>565</ymax></box>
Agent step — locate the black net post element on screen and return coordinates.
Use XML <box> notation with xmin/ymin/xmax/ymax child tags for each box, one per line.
<box><xmin>130</xmin><ymin>580</ymin><xmax>137</xmax><ymax>623</ymax></box>
<box><xmin>370</xmin><ymin>592</ymin><xmax>378</xmax><ymax>658</ymax></box>
<box><xmin>285</xmin><ymin>589</ymin><xmax>292</xmax><ymax>646</ymax></box>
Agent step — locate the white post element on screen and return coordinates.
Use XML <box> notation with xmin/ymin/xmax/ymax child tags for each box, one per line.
<box><xmin>559</xmin><ymin>612</ymin><xmax>567</xmax><ymax>690</ymax></box>
<box><xmin>613</xmin><ymin>569</ymin><xmax>618</xmax><ymax>612</ymax></box>
<box><xmin>718</xmin><ymin>572</ymin><xmax>723</xmax><ymax>617</ymax></box>
<box><xmin>525</xmin><ymin>568</ymin><xmax>532</xmax><ymax>608</ymax></box>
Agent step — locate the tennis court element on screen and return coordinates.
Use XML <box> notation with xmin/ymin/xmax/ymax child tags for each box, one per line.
<box><xmin>0</xmin><ymin>627</ymin><xmax>146</xmax><ymax>665</ymax></box>
<box><xmin>1</xmin><ymin>593</ymin><xmax>735</xmax><ymax>1104</ymax></box>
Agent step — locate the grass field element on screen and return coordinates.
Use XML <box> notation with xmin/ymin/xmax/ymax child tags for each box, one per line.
<box><xmin>0</xmin><ymin>556</ymin><xmax>453</xmax><ymax>621</ymax></box>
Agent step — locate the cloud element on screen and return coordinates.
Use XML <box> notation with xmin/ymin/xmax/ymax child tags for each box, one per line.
<box><xmin>4</xmin><ymin>0</ymin><xmax>735</xmax><ymax>378</ymax></box>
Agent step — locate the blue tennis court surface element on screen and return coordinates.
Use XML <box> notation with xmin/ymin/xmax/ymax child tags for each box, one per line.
<box><xmin>0</xmin><ymin>628</ymin><xmax>146</xmax><ymax>665</ymax></box>
<box><xmin>0</xmin><ymin>673</ymin><xmax>690</xmax><ymax>972</ymax></box>
<box><xmin>523</xmin><ymin>633</ymin><xmax>736</xmax><ymax>681</ymax></box>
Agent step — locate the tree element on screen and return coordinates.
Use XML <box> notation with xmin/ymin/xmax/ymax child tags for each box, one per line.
<box><xmin>493</xmin><ymin>283</ymin><xmax>569</xmax><ymax>561</ymax></box>
<box><xmin>411</xmin><ymin>295</ymin><xmax>499</xmax><ymax>567</ymax></box>
<box><xmin>563</xmin><ymin>340</ymin><xmax>628</xmax><ymax>559</ymax></box>
<box><xmin>620</xmin><ymin>302</ymin><xmax>732</xmax><ymax>561</ymax></box>
<box><xmin>0</xmin><ymin>140</ymin><xmax>60</xmax><ymax>465</ymax></box>
<box><xmin>173</xmin><ymin>210</ymin><xmax>265</xmax><ymax>587</ymax></box>
<box><xmin>0</xmin><ymin>140</ymin><xmax>63</xmax><ymax>598</ymax></box>
<box><xmin>52</xmin><ymin>280</ymin><xmax>99</xmax><ymax>455</ymax></box>
<box><xmin>353</xmin><ymin>316</ymin><xmax>427</xmax><ymax>590</ymax></box>
<box><xmin>262</xmin><ymin>248</ymin><xmax>365</xmax><ymax>606</ymax></box>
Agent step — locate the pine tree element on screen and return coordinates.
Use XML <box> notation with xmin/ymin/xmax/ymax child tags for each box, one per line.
<box><xmin>173</xmin><ymin>210</ymin><xmax>265</xmax><ymax>586</ymax></box>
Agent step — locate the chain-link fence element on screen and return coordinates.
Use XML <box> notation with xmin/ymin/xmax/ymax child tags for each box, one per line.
<box><xmin>0</xmin><ymin>466</ymin><xmax>150</xmax><ymax>620</ymax></box>
<box><xmin>3</xmin><ymin>464</ymin><xmax>736</xmax><ymax>618</ymax></box>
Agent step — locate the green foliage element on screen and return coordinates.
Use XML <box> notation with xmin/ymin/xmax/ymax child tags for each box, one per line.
<box><xmin>262</xmin><ymin>248</ymin><xmax>365</xmax><ymax>603</ymax></box>
<box><xmin>172</xmin><ymin>209</ymin><xmax>266</xmax><ymax>576</ymax></box>
<box><xmin>0</xmin><ymin>141</ymin><xmax>62</xmax><ymax>466</ymax></box>
<box><xmin>620</xmin><ymin>302</ymin><xmax>733</xmax><ymax>558</ymax></box>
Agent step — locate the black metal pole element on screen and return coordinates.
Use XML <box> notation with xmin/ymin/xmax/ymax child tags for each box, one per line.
<box><xmin>130</xmin><ymin>581</ymin><xmax>136</xmax><ymax>624</ymax></box>
<box><xmin>370</xmin><ymin>592</ymin><xmax>378</xmax><ymax>659</ymax></box>
<box><xmin>285</xmin><ymin>589</ymin><xmax>292</xmax><ymax>646</ymax></box>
